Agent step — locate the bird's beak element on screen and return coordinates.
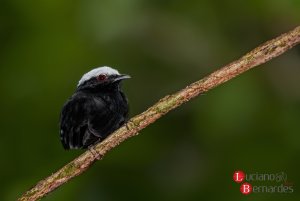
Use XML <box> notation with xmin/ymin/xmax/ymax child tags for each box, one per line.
<box><xmin>113</xmin><ymin>74</ymin><xmax>131</xmax><ymax>82</ymax></box>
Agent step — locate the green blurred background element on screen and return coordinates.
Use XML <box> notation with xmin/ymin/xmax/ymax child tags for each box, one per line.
<box><xmin>1</xmin><ymin>0</ymin><xmax>300</xmax><ymax>200</ymax></box>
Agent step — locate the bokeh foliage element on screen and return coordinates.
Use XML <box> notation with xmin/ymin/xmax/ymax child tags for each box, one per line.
<box><xmin>1</xmin><ymin>0</ymin><xmax>300</xmax><ymax>200</ymax></box>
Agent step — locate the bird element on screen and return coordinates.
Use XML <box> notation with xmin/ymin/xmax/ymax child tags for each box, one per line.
<box><xmin>59</xmin><ymin>66</ymin><xmax>130</xmax><ymax>149</ymax></box>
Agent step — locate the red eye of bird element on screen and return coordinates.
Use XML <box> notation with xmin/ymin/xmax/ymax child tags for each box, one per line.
<box><xmin>97</xmin><ymin>74</ymin><xmax>107</xmax><ymax>81</ymax></box>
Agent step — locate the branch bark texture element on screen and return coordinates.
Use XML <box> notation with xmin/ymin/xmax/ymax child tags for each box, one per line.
<box><xmin>19</xmin><ymin>26</ymin><xmax>300</xmax><ymax>201</ymax></box>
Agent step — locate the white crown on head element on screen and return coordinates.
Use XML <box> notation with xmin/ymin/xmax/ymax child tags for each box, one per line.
<box><xmin>78</xmin><ymin>66</ymin><xmax>120</xmax><ymax>86</ymax></box>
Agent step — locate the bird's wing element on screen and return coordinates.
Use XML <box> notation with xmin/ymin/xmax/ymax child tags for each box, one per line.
<box><xmin>60</xmin><ymin>94</ymin><xmax>119</xmax><ymax>149</ymax></box>
<box><xmin>60</xmin><ymin>95</ymin><xmax>94</xmax><ymax>149</ymax></box>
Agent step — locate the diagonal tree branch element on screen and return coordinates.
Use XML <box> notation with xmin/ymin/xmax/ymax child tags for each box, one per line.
<box><xmin>18</xmin><ymin>26</ymin><xmax>300</xmax><ymax>201</ymax></box>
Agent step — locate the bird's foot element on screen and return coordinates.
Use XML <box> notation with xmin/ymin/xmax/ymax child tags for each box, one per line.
<box><xmin>88</xmin><ymin>146</ymin><xmax>102</xmax><ymax>160</ymax></box>
<box><xmin>125</xmin><ymin>119</ymin><xmax>136</xmax><ymax>130</ymax></box>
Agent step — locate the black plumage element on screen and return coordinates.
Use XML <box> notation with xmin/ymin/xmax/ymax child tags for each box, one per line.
<box><xmin>59</xmin><ymin>67</ymin><xmax>130</xmax><ymax>149</ymax></box>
